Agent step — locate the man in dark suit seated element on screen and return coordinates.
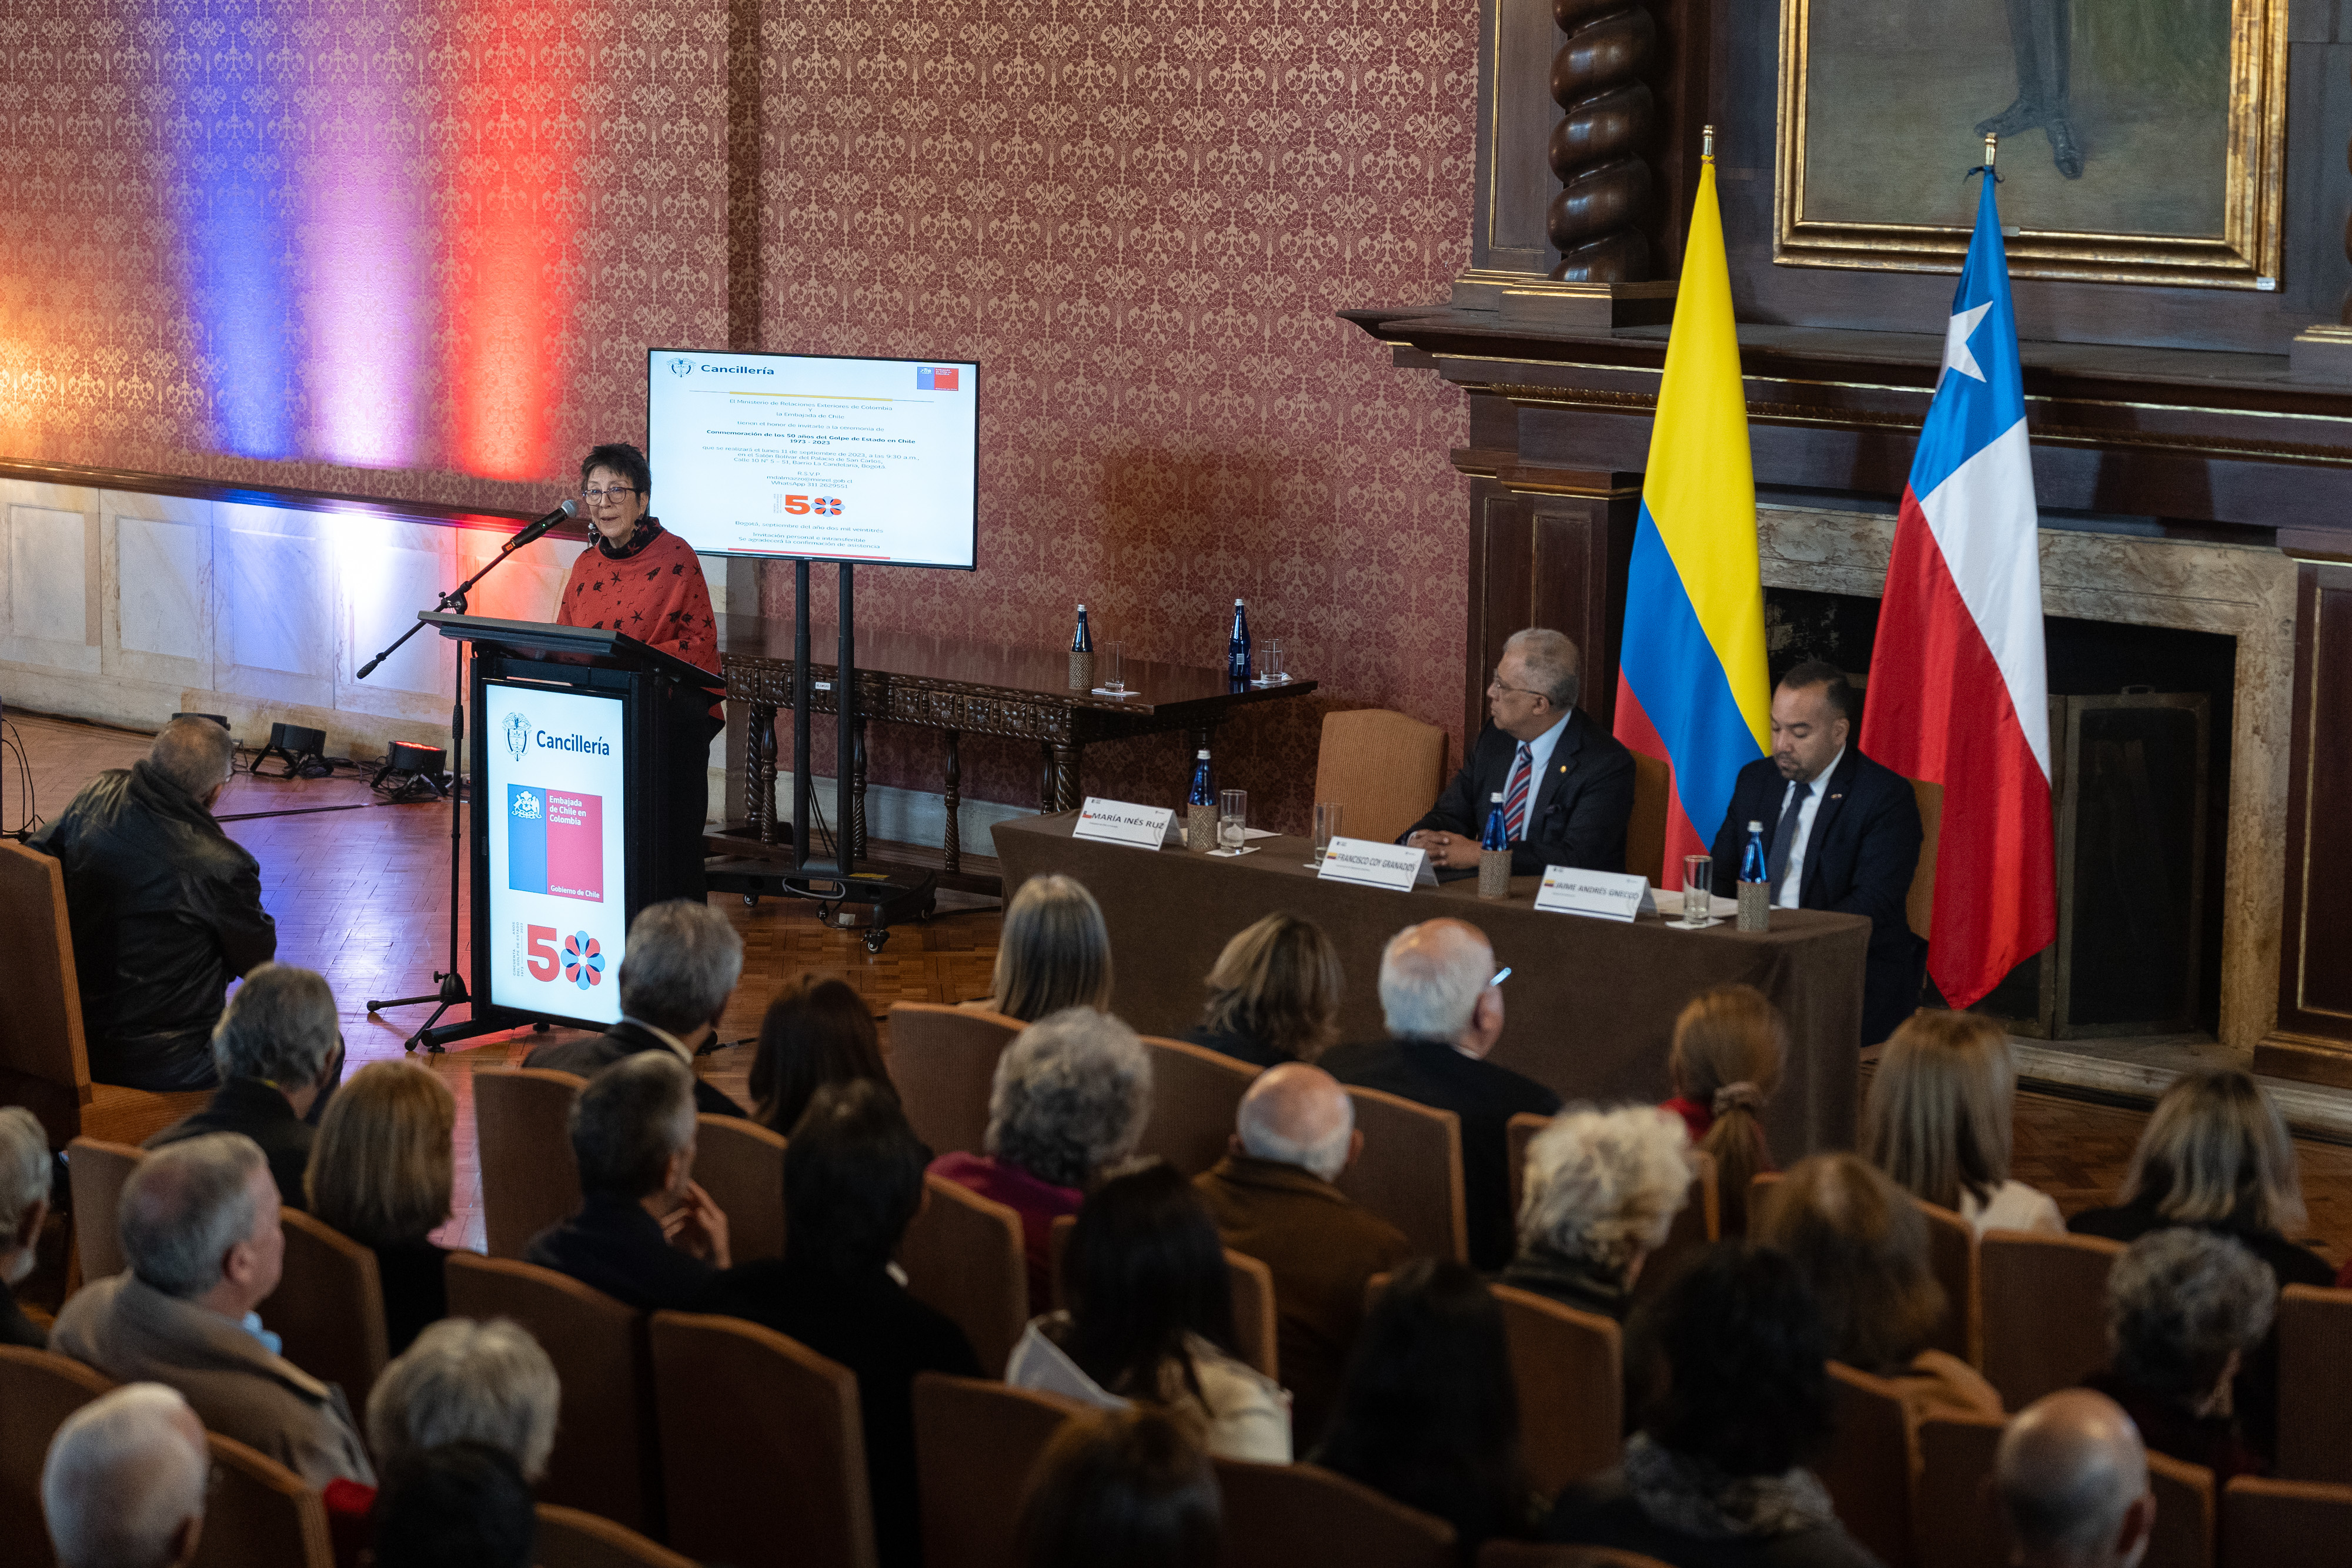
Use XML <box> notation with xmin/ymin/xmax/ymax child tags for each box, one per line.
<box><xmin>525</xmin><ymin>1051</ymin><xmax>731</xmax><ymax>1310</ymax></box>
<box><xmin>1709</xmin><ymin>659</ymin><xmax>1926</xmax><ymax>1047</ymax></box>
<box><xmin>524</xmin><ymin>900</ymin><xmax>749</xmax><ymax>1118</ymax></box>
<box><xmin>1321</xmin><ymin>919</ymin><xmax>1562</xmax><ymax>1271</ymax></box>
<box><xmin>1404</xmin><ymin>627</ymin><xmax>1635</xmax><ymax>877</ymax></box>
<box><xmin>146</xmin><ymin>964</ymin><xmax>344</xmax><ymax>1208</ymax></box>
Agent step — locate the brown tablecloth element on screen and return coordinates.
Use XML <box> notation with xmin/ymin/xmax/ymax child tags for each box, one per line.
<box><xmin>991</xmin><ymin>812</ymin><xmax>1871</xmax><ymax>1159</ymax></box>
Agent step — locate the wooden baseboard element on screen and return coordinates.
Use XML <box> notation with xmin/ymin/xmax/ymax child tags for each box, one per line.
<box><xmin>2253</xmin><ymin>1032</ymin><xmax>2352</xmax><ymax>1090</ymax></box>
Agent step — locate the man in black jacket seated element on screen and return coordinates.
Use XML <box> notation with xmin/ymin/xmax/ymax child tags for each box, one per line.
<box><xmin>147</xmin><ymin>964</ymin><xmax>344</xmax><ymax>1207</ymax></box>
<box><xmin>1322</xmin><ymin>919</ymin><xmax>1561</xmax><ymax>1272</ymax></box>
<box><xmin>525</xmin><ymin>899</ymin><xmax>749</xmax><ymax>1118</ymax></box>
<box><xmin>1710</xmin><ymin>660</ymin><xmax>1925</xmax><ymax>1047</ymax></box>
<box><xmin>1404</xmin><ymin>627</ymin><xmax>1635</xmax><ymax>877</ymax></box>
<box><xmin>706</xmin><ymin>1079</ymin><xmax>980</xmax><ymax>1568</ymax></box>
<box><xmin>526</xmin><ymin>1051</ymin><xmax>731</xmax><ymax>1309</ymax></box>
<box><xmin>29</xmin><ymin>715</ymin><xmax>276</xmax><ymax>1091</ymax></box>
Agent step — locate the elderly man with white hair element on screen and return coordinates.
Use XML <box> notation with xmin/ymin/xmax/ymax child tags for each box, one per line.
<box><xmin>1502</xmin><ymin>1105</ymin><xmax>1693</xmax><ymax>1321</ymax></box>
<box><xmin>146</xmin><ymin>962</ymin><xmax>345</xmax><ymax>1206</ymax></box>
<box><xmin>1997</xmin><ymin>1388</ymin><xmax>2157</xmax><ymax>1568</ymax></box>
<box><xmin>1194</xmin><ymin>1062</ymin><xmax>1411</xmax><ymax>1446</ymax></box>
<box><xmin>1323</xmin><ymin>918</ymin><xmax>1562</xmax><ymax>1270</ymax></box>
<box><xmin>1</xmin><ymin>1105</ymin><xmax>53</xmax><ymax>1346</ymax></box>
<box><xmin>50</xmin><ymin>1131</ymin><xmax>375</xmax><ymax>1487</ymax></box>
<box><xmin>526</xmin><ymin>898</ymin><xmax>750</xmax><ymax>1117</ymax></box>
<box><xmin>42</xmin><ymin>1383</ymin><xmax>211</xmax><ymax>1568</ymax></box>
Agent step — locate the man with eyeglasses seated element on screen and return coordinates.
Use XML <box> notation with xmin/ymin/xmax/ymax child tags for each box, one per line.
<box><xmin>554</xmin><ymin>442</ymin><xmax>720</xmax><ymax>730</ymax></box>
<box><xmin>1402</xmin><ymin>627</ymin><xmax>1635</xmax><ymax>877</ymax></box>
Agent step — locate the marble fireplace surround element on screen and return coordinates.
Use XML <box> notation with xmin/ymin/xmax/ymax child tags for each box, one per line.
<box><xmin>1756</xmin><ymin>504</ymin><xmax>2296</xmax><ymax>1061</ymax></box>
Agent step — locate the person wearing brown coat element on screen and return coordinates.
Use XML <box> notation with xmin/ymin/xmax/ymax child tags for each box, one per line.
<box><xmin>1194</xmin><ymin>1064</ymin><xmax>1412</xmax><ymax>1447</ymax></box>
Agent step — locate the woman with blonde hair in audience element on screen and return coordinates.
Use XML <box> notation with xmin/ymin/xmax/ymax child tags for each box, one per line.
<box><xmin>305</xmin><ymin>1059</ymin><xmax>456</xmax><ymax>1355</ymax></box>
<box><xmin>965</xmin><ymin>874</ymin><xmax>1113</xmax><ymax>1021</ymax></box>
<box><xmin>1659</xmin><ymin>985</ymin><xmax>1784</xmax><ymax>1236</ymax></box>
<box><xmin>748</xmin><ymin>974</ymin><xmax>893</xmax><ymax>1134</ymax></box>
<box><xmin>1184</xmin><ymin>911</ymin><xmax>1345</xmax><ymax>1068</ymax></box>
<box><xmin>1755</xmin><ymin>1153</ymin><xmax>2001</xmax><ymax>1425</ymax></box>
<box><xmin>1502</xmin><ymin>1105</ymin><xmax>1692</xmax><ymax>1321</ymax></box>
<box><xmin>1863</xmin><ymin>1009</ymin><xmax>2060</xmax><ymax>1237</ymax></box>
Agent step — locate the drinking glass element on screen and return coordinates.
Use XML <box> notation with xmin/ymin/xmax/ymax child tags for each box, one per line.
<box><xmin>1255</xmin><ymin>640</ymin><xmax>1285</xmax><ymax>684</ymax></box>
<box><xmin>1682</xmin><ymin>853</ymin><xmax>1714</xmax><ymax>929</ymax></box>
<box><xmin>1309</xmin><ymin>801</ymin><xmax>1342</xmax><ymax>868</ymax></box>
<box><xmin>1218</xmin><ymin>788</ymin><xmax>1248</xmax><ymax>852</ymax></box>
<box><xmin>1101</xmin><ymin>641</ymin><xmax>1127</xmax><ymax>694</ymax></box>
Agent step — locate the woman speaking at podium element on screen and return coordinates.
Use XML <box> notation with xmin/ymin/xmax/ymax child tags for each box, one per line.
<box><xmin>554</xmin><ymin>442</ymin><xmax>721</xmax><ymax>728</ymax></box>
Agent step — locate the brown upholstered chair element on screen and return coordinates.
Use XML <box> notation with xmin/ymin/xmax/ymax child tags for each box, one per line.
<box><xmin>913</xmin><ymin>1373</ymin><xmax>1085</xmax><ymax>1568</ymax></box>
<box><xmin>649</xmin><ymin>1310</ymin><xmax>878</xmax><ymax>1568</ymax></box>
<box><xmin>1492</xmin><ymin>1282</ymin><xmax>1622</xmax><ymax>1496</ymax></box>
<box><xmin>1227</xmin><ymin>1246</ymin><xmax>1279</xmax><ymax>1381</ymax></box>
<box><xmin>1504</xmin><ymin>1111</ymin><xmax>1548</xmax><ymax>1223</ymax></box>
<box><xmin>1919</xmin><ymin>1198</ymin><xmax>1980</xmax><ymax>1364</ymax></box>
<box><xmin>1214</xmin><ymin>1456</ymin><xmax>1457</xmax><ymax>1568</ymax></box>
<box><xmin>1819</xmin><ymin>1362</ymin><xmax>1916</xmax><ymax>1568</ymax></box>
<box><xmin>0</xmin><ymin>1346</ymin><xmax>115</xmax><ymax>1568</ymax></box>
<box><xmin>1137</xmin><ymin>1037</ymin><xmax>1257</xmax><ymax>1176</ymax></box>
<box><xmin>262</xmin><ymin>1209</ymin><xmax>388</xmax><ymax>1412</ymax></box>
<box><xmin>1625</xmin><ymin>752</ymin><xmax>1670</xmax><ymax>887</ymax></box>
<box><xmin>2276</xmin><ymin>1284</ymin><xmax>2352</xmax><ymax>1485</ymax></box>
<box><xmin>1478</xmin><ymin>1547</ymin><xmax>1681</xmax><ymax>1568</ymax></box>
<box><xmin>1633</xmin><ymin>1151</ymin><xmax>1720</xmax><ymax>1302</ymax></box>
<box><xmin>1913</xmin><ymin>1412</ymin><xmax>2006</xmax><ymax>1568</ymax></box>
<box><xmin>473</xmin><ymin>1066</ymin><xmax>584</xmax><ymax>1259</ymax></box>
<box><xmin>536</xmin><ymin>1503</ymin><xmax>700</xmax><ymax>1568</ymax></box>
<box><xmin>1312</xmin><ymin>710</ymin><xmax>1450</xmax><ymax>848</ymax></box>
<box><xmin>444</xmin><ymin>1252</ymin><xmax>662</xmax><ymax>1537</ymax></box>
<box><xmin>1334</xmin><ymin>1086</ymin><xmax>1467</xmax><ymax>1265</ymax></box>
<box><xmin>692</xmin><ymin>1114</ymin><xmax>787</xmax><ymax>1264</ymax></box>
<box><xmin>1979</xmin><ymin>1229</ymin><xmax>2124</xmax><ymax>1411</ymax></box>
<box><xmin>2220</xmin><ymin>1476</ymin><xmax>2352</xmax><ymax>1564</ymax></box>
<box><xmin>902</xmin><ymin>1173</ymin><xmax>1030</xmax><ymax>1374</ymax></box>
<box><xmin>191</xmin><ymin>1431</ymin><xmax>332</xmax><ymax>1568</ymax></box>
<box><xmin>886</xmin><ymin>1003</ymin><xmax>1022</xmax><ymax>1161</ymax></box>
<box><xmin>65</xmin><ymin>1137</ymin><xmax>145</xmax><ymax>1284</ymax></box>
<box><xmin>2144</xmin><ymin>1451</ymin><xmax>2216</xmax><ymax>1568</ymax></box>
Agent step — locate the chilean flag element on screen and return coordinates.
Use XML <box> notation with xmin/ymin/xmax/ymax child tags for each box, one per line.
<box><xmin>1862</xmin><ymin>169</ymin><xmax>2055</xmax><ymax>1011</ymax></box>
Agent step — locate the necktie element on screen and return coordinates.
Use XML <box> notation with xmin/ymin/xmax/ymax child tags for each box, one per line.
<box><xmin>1766</xmin><ymin>780</ymin><xmax>1812</xmax><ymax>900</ymax></box>
<box><xmin>1502</xmin><ymin>743</ymin><xmax>1534</xmax><ymax>841</ymax></box>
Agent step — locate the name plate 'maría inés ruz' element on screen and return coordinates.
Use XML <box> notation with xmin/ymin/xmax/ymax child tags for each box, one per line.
<box><xmin>1073</xmin><ymin>798</ymin><xmax>1176</xmax><ymax>850</ymax></box>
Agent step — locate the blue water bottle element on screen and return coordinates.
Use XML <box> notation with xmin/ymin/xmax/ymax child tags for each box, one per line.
<box><xmin>1736</xmin><ymin>818</ymin><xmax>1769</xmax><ymax>931</ymax></box>
<box><xmin>1476</xmin><ymin>790</ymin><xmax>1511</xmax><ymax>899</ymax></box>
<box><xmin>1071</xmin><ymin>604</ymin><xmax>1093</xmax><ymax>653</ymax></box>
<box><xmin>1185</xmin><ymin>748</ymin><xmax>1216</xmax><ymax>852</ymax></box>
<box><xmin>1482</xmin><ymin>791</ymin><xmax>1510</xmax><ymax>851</ymax></box>
<box><xmin>1739</xmin><ymin>820</ymin><xmax>1768</xmax><ymax>884</ymax></box>
<box><xmin>1227</xmin><ymin>598</ymin><xmax>1252</xmax><ymax>686</ymax></box>
<box><xmin>1188</xmin><ymin>748</ymin><xmax>1215</xmax><ymax>806</ymax></box>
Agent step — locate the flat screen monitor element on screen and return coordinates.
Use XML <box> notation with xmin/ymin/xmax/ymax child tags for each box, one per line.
<box><xmin>646</xmin><ymin>349</ymin><xmax>978</xmax><ymax>569</ymax></box>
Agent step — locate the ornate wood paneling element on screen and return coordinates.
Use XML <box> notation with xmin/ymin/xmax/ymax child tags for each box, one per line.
<box><xmin>2257</xmin><ymin>560</ymin><xmax>2352</xmax><ymax>1076</ymax></box>
<box><xmin>1461</xmin><ymin>462</ymin><xmax>1641</xmax><ymax>737</ymax></box>
<box><xmin>1549</xmin><ymin>0</ymin><xmax>1658</xmax><ymax>281</ymax></box>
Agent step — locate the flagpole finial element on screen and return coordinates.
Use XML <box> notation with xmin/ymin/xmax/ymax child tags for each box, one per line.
<box><xmin>1983</xmin><ymin>132</ymin><xmax>1997</xmax><ymax>168</ymax></box>
<box><xmin>1702</xmin><ymin>123</ymin><xmax>1715</xmax><ymax>161</ymax></box>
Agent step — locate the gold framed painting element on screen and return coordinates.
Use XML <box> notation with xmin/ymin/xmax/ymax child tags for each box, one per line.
<box><xmin>1774</xmin><ymin>0</ymin><xmax>2286</xmax><ymax>288</ymax></box>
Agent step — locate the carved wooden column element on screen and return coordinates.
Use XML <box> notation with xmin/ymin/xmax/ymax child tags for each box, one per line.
<box><xmin>1550</xmin><ymin>0</ymin><xmax>1656</xmax><ymax>281</ymax></box>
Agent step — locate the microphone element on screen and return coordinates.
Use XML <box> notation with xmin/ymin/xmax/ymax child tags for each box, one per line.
<box><xmin>499</xmin><ymin>497</ymin><xmax>579</xmax><ymax>554</ymax></box>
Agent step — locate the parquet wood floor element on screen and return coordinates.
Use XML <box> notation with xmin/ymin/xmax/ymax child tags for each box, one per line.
<box><xmin>12</xmin><ymin>708</ymin><xmax>2350</xmax><ymax>1273</ymax></box>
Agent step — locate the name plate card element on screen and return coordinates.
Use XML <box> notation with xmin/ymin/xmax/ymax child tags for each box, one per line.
<box><xmin>1534</xmin><ymin>866</ymin><xmax>1652</xmax><ymax>922</ymax></box>
<box><xmin>1317</xmin><ymin>836</ymin><xmax>1439</xmax><ymax>891</ymax></box>
<box><xmin>1073</xmin><ymin>798</ymin><xmax>1175</xmax><ymax>850</ymax></box>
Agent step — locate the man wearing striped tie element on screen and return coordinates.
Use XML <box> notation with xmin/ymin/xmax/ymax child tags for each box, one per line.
<box><xmin>1403</xmin><ymin>628</ymin><xmax>1636</xmax><ymax>877</ymax></box>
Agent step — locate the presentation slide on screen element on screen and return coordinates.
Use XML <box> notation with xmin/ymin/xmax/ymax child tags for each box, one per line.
<box><xmin>646</xmin><ymin>350</ymin><xmax>979</xmax><ymax>568</ymax></box>
<box><xmin>485</xmin><ymin>681</ymin><xmax>629</xmax><ymax>1027</ymax></box>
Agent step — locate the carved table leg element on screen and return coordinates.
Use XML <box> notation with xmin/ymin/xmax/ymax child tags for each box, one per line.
<box><xmin>943</xmin><ymin>729</ymin><xmax>963</xmax><ymax>874</ymax></box>
<box><xmin>851</xmin><ymin>716</ymin><xmax>868</xmax><ymax>864</ymax></box>
<box><xmin>753</xmin><ymin>703</ymin><xmax>777</xmax><ymax>844</ymax></box>
<box><xmin>1040</xmin><ymin>744</ymin><xmax>1057</xmax><ymax>813</ymax></box>
<box><xmin>1048</xmin><ymin>743</ymin><xmax>1081</xmax><ymax>813</ymax></box>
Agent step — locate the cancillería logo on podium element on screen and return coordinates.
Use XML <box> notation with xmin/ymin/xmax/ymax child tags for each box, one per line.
<box><xmin>503</xmin><ymin>711</ymin><xmax>529</xmax><ymax>761</ymax></box>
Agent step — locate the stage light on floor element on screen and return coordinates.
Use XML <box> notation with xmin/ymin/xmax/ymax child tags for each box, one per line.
<box><xmin>172</xmin><ymin>711</ymin><xmax>230</xmax><ymax>728</ymax></box>
<box><xmin>370</xmin><ymin>740</ymin><xmax>449</xmax><ymax>801</ymax></box>
<box><xmin>252</xmin><ymin>721</ymin><xmax>333</xmax><ymax>779</ymax></box>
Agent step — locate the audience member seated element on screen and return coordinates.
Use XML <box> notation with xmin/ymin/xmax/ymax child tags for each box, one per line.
<box><xmin>931</xmin><ymin>1007</ymin><xmax>1151</xmax><ymax>1308</ymax></box>
<box><xmin>965</xmin><ymin>872</ymin><xmax>1113</xmax><ymax>1021</ymax></box>
<box><xmin>748</xmin><ymin>973</ymin><xmax>894</xmax><ymax>1134</ymax></box>
<box><xmin>1756</xmin><ymin>1153</ymin><xmax>2001</xmax><ymax>1424</ymax></box>
<box><xmin>369</xmin><ymin>1440</ymin><xmax>536</xmax><ymax>1568</ymax></box>
<box><xmin>1193</xmin><ymin>1062</ymin><xmax>1409</xmax><ymax>1446</ymax></box>
<box><xmin>1994</xmin><ymin>1389</ymin><xmax>2155</xmax><ymax>1568</ymax></box>
<box><xmin>706</xmin><ymin>1080</ymin><xmax>981</xmax><ymax>1568</ymax></box>
<box><xmin>1</xmin><ymin>1104</ymin><xmax>52</xmax><ymax>1347</ymax></box>
<box><xmin>1183</xmin><ymin>912</ymin><xmax>1345</xmax><ymax>1068</ymax></box>
<box><xmin>1008</xmin><ymin>1161</ymin><xmax>1291</xmax><ymax>1462</ymax></box>
<box><xmin>1659</xmin><ymin>984</ymin><xmax>1783</xmax><ymax>1235</ymax></box>
<box><xmin>51</xmin><ymin>1132</ymin><xmax>376</xmax><ymax>1486</ymax></box>
<box><xmin>29</xmin><ymin>714</ymin><xmax>275</xmax><ymax>1092</ymax></box>
<box><xmin>2082</xmin><ymin>1228</ymin><xmax>2274</xmax><ymax>1482</ymax></box>
<box><xmin>1315</xmin><ymin>1257</ymin><xmax>1539</xmax><ymax>1553</ymax></box>
<box><xmin>1015</xmin><ymin>1406</ymin><xmax>1222</xmax><ymax>1568</ymax></box>
<box><xmin>1323</xmin><ymin>918</ymin><xmax>1561</xmax><ymax>1271</ymax></box>
<box><xmin>1549</xmin><ymin>1242</ymin><xmax>1877</xmax><ymax>1567</ymax></box>
<box><xmin>2068</xmin><ymin>1067</ymin><xmax>2328</xmax><ymax>1458</ymax></box>
<box><xmin>366</xmin><ymin>1316</ymin><xmax>561</xmax><ymax>1481</ymax></box>
<box><xmin>305</xmin><ymin>1059</ymin><xmax>456</xmax><ymax>1355</ymax></box>
<box><xmin>1863</xmin><ymin>1010</ymin><xmax>2060</xmax><ymax>1237</ymax></box>
<box><xmin>1502</xmin><ymin>1105</ymin><xmax>1692</xmax><ymax>1321</ymax></box>
<box><xmin>524</xmin><ymin>900</ymin><xmax>749</xmax><ymax>1118</ymax></box>
<box><xmin>146</xmin><ymin>962</ymin><xmax>343</xmax><ymax>1206</ymax></box>
<box><xmin>41</xmin><ymin>1383</ymin><xmax>210</xmax><ymax>1568</ymax></box>
<box><xmin>525</xmin><ymin>1051</ymin><xmax>731</xmax><ymax>1309</ymax></box>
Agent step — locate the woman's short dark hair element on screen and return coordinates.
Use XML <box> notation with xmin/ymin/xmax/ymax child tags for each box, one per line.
<box><xmin>1754</xmin><ymin>1152</ymin><xmax>1945</xmax><ymax>1375</ymax></box>
<box><xmin>370</xmin><ymin>1440</ymin><xmax>537</xmax><ymax>1568</ymax></box>
<box><xmin>1639</xmin><ymin>1242</ymin><xmax>1835</xmax><ymax>1477</ymax></box>
<box><xmin>1064</xmin><ymin>1162</ymin><xmax>1238</xmax><ymax>1403</ymax></box>
<box><xmin>750</xmin><ymin>976</ymin><xmax>891</xmax><ymax>1134</ymax></box>
<box><xmin>1198</xmin><ymin>912</ymin><xmax>1345</xmax><ymax>1064</ymax></box>
<box><xmin>580</xmin><ymin>442</ymin><xmax>650</xmax><ymax>499</ymax></box>
<box><xmin>1015</xmin><ymin>1406</ymin><xmax>1221</xmax><ymax>1568</ymax></box>
<box><xmin>783</xmin><ymin>1081</ymin><xmax>931</xmax><ymax>1275</ymax></box>
<box><xmin>1313</xmin><ymin>1258</ymin><xmax>1530</xmax><ymax>1549</ymax></box>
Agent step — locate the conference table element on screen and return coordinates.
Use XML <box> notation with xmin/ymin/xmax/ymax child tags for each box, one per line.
<box><xmin>991</xmin><ymin>812</ymin><xmax>1872</xmax><ymax>1158</ymax></box>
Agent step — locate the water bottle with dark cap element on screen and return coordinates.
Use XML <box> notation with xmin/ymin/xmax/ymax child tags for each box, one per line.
<box><xmin>1737</xmin><ymin>820</ymin><xmax>1770</xmax><ymax>931</ymax></box>
<box><xmin>1186</xmin><ymin>748</ymin><xmax>1216</xmax><ymax>852</ymax></box>
<box><xmin>1478</xmin><ymin>790</ymin><xmax>1511</xmax><ymax>900</ymax></box>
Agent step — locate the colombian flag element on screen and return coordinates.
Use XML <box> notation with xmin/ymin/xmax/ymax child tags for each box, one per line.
<box><xmin>1612</xmin><ymin>155</ymin><xmax>1772</xmax><ymax>874</ymax></box>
